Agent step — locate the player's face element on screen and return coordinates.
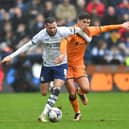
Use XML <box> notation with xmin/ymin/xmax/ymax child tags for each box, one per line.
<box><xmin>78</xmin><ymin>18</ymin><xmax>91</xmax><ymax>31</ymax></box>
<box><xmin>46</xmin><ymin>22</ymin><xmax>57</xmax><ymax>36</ymax></box>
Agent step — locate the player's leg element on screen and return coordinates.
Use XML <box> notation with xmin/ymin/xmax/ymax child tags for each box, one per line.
<box><xmin>38</xmin><ymin>82</ymin><xmax>50</xmax><ymax>122</ymax></box>
<box><xmin>74</xmin><ymin>65</ymin><xmax>89</xmax><ymax>105</ymax></box>
<box><xmin>39</xmin><ymin>64</ymin><xmax>67</xmax><ymax>122</ymax></box>
<box><xmin>39</xmin><ymin>65</ymin><xmax>51</xmax><ymax>96</ymax></box>
<box><xmin>48</xmin><ymin>64</ymin><xmax>67</xmax><ymax>107</ymax></box>
<box><xmin>39</xmin><ymin>79</ymin><xmax>64</xmax><ymax>122</ymax></box>
<box><xmin>76</xmin><ymin>76</ymin><xmax>89</xmax><ymax>105</ymax></box>
<box><xmin>66</xmin><ymin>79</ymin><xmax>81</xmax><ymax>121</ymax></box>
<box><xmin>49</xmin><ymin>79</ymin><xmax>64</xmax><ymax>107</ymax></box>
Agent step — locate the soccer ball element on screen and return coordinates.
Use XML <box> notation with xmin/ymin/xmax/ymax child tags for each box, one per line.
<box><xmin>48</xmin><ymin>107</ymin><xmax>62</xmax><ymax>122</ymax></box>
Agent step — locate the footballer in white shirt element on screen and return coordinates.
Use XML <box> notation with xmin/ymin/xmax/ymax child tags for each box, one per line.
<box><xmin>1</xmin><ymin>17</ymin><xmax>91</xmax><ymax>122</ymax></box>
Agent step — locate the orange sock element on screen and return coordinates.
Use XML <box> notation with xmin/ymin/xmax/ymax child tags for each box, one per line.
<box><xmin>69</xmin><ymin>96</ymin><xmax>80</xmax><ymax>113</ymax></box>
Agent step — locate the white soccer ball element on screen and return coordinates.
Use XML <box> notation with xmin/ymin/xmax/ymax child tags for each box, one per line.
<box><xmin>48</xmin><ymin>107</ymin><xmax>62</xmax><ymax>122</ymax></box>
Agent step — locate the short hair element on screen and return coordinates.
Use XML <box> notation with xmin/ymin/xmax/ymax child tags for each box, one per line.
<box><xmin>45</xmin><ymin>17</ymin><xmax>56</xmax><ymax>24</ymax></box>
<box><xmin>78</xmin><ymin>12</ymin><xmax>91</xmax><ymax>20</ymax></box>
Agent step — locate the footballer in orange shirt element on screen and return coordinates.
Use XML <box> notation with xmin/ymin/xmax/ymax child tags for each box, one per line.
<box><xmin>55</xmin><ymin>12</ymin><xmax>129</xmax><ymax>121</ymax></box>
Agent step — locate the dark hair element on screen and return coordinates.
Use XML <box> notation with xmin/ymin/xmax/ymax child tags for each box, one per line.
<box><xmin>78</xmin><ymin>12</ymin><xmax>91</xmax><ymax>20</ymax></box>
<box><xmin>45</xmin><ymin>17</ymin><xmax>56</xmax><ymax>24</ymax></box>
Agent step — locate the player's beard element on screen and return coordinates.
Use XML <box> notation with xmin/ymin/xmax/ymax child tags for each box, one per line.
<box><xmin>47</xmin><ymin>29</ymin><xmax>57</xmax><ymax>36</ymax></box>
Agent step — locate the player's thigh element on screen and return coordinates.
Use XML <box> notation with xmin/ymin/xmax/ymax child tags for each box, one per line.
<box><xmin>40</xmin><ymin>82</ymin><xmax>49</xmax><ymax>96</ymax></box>
<box><xmin>76</xmin><ymin>76</ymin><xmax>90</xmax><ymax>93</ymax></box>
<box><xmin>66</xmin><ymin>79</ymin><xmax>76</xmax><ymax>95</ymax></box>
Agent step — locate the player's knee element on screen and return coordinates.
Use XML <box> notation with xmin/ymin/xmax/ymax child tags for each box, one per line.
<box><xmin>52</xmin><ymin>87</ymin><xmax>61</xmax><ymax>96</ymax></box>
<box><xmin>69</xmin><ymin>88</ymin><xmax>76</xmax><ymax>96</ymax></box>
<box><xmin>82</xmin><ymin>87</ymin><xmax>90</xmax><ymax>94</ymax></box>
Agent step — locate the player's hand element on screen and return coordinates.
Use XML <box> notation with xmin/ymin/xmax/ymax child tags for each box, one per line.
<box><xmin>1</xmin><ymin>56</ymin><xmax>12</xmax><ymax>64</ymax></box>
<box><xmin>55</xmin><ymin>54</ymin><xmax>65</xmax><ymax>64</ymax></box>
<box><xmin>122</xmin><ymin>21</ymin><xmax>129</xmax><ymax>30</ymax></box>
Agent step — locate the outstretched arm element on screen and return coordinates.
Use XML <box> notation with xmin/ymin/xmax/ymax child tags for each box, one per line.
<box><xmin>100</xmin><ymin>21</ymin><xmax>129</xmax><ymax>33</ymax></box>
<box><xmin>1</xmin><ymin>41</ymin><xmax>34</xmax><ymax>64</ymax></box>
<box><xmin>86</xmin><ymin>21</ymin><xmax>129</xmax><ymax>37</ymax></box>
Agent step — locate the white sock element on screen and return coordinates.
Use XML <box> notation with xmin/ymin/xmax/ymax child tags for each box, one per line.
<box><xmin>40</xmin><ymin>87</ymin><xmax>61</xmax><ymax>117</ymax></box>
<box><xmin>40</xmin><ymin>104</ymin><xmax>51</xmax><ymax>117</ymax></box>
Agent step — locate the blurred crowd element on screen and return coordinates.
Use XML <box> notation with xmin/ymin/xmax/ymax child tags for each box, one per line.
<box><xmin>0</xmin><ymin>0</ymin><xmax>129</xmax><ymax>92</ymax></box>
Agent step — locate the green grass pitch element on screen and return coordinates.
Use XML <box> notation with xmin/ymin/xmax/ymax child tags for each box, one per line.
<box><xmin>0</xmin><ymin>92</ymin><xmax>129</xmax><ymax>129</ymax></box>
